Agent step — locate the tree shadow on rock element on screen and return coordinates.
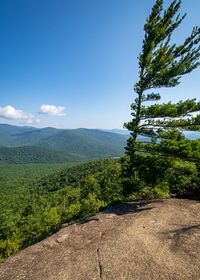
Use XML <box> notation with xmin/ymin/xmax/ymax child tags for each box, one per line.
<box><xmin>77</xmin><ymin>217</ymin><xmax>99</xmax><ymax>225</ymax></box>
<box><xmin>164</xmin><ymin>224</ymin><xmax>200</xmax><ymax>252</ymax></box>
<box><xmin>102</xmin><ymin>199</ymin><xmax>164</xmax><ymax>216</ymax></box>
<box><xmin>166</xmin><ymin>224</ymin><xmax>200</xmax><ymax>237</ymax></box>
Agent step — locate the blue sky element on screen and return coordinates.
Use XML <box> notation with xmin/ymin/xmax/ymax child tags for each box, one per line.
<box><xmin>0</xmin><ymin>0</ymin><xmax>199</xmax><ymax>129</ymax></box>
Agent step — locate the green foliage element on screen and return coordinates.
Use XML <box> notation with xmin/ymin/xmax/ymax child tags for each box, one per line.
<box><xmin>124</xmin><ymin>0</ymin><xmax>200</xmax><ymax>170</ymax></box>
<box><xmin>80</xmin><ymin>193</ymin><xmax>106</xmax><ymax>217</ymax></box>
<box><xmin>137</xmin><ymin>0</ymin><xmax>199</xmax><ymax>91</ymax></box>
<box><xmin>98</xmin><ymin>162</ymin><xmax>123</xmax><ymax>203</ymax></box>
<box><xmin>0</xmin><ymin>163</ymin><xmax>68</xmax><ymax>195</ymax></box>
<box><xmin>80</xmin><ymin>176</ymin><xmax>101</xmax><ymax>199</ymax></box>
<box><xmin>0</xmin><ymin>146</ymin><xmax>71</xmax><ymax>164</ymax></box>
<box><xmin>152</xmin><ymin>184</ymin><xmax>171</xmax><ymax>199</ymax></box>
<box><xmin>0</xmin><ymin>239</ymin><xmax>20</xmax><ymax>261</ymax></box>
<box><xmin>140</xmin><ymin>99</ymin><xmax>200</xmax><ymax>119</ymax></box>
<box><xmin>123</xmin><ymin>152</ymin><xmax>199</xmax><ymax>199</ymax></box>
<box><xmin>0</xmin><ymin>159</ymin><xmax>124</xmax><ymax>262</ymax></box>
<box><xmin>62</xmin><ymin>202</ymin><xmax>82</xmax><ymax>222</ymax></box>
<box><xmin>167</xmin><ymin>160</ymin><xmax>199</xmax><ymax>196</ymax></box>
<box><xmin>122</xmin><ymin>0</ymin><xmax>200</xmax><ymax>204</ymax></box>
<box><xmin>1</xmin><ymin>155</ymin><xmax>199</xmax><ymax>263</ymax></box>
<box><xmin>146</xmin><ymin>130</ymin><xmax>200</xmax><ymax>160</ymax></box>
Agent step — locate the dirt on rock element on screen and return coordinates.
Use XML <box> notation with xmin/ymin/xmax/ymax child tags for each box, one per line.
<box><xmin>0</xmin><ymin>199</ymin><xmax>200</xmax><ymax>280</ymax></box>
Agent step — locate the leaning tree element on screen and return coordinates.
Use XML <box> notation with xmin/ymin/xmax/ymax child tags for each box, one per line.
<box><xmin>123</xmin><ymin>0</ymin><xmax>200</xmax><ymax>179</ymax></box>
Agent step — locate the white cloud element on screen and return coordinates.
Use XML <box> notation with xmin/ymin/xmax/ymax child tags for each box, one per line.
<box><xmin>0</xmin><ymin>105</ymin><xmax>40</xmax><ymax>124</ymax></box>
<box><xmin>40</xmin><ymin>104</ymin><xmax>66</xmax><ymax>116</ymax></box>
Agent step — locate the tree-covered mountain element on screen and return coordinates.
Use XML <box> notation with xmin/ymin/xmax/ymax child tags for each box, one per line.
<box><xmin>0</xmin><ymin>124</ymin><xmax>199</xmax><ymax>164</ymax></box>
<box><xmin>39</xmin><ymin>128</ymin><xmax>127</xmax><ymax>158</ymax></box>
<box><xmin>0</xmin><ymin>146</ymin><xmax>79</xmax><ymax>164</ymax></box>
<box><xmin>0</xmin><ymin>124</ymin><xmax>36</xmax><ymax>146</ymax></box>
<box><xmin>12</xmin><ymin>127</ymin><xmax>59</xmax><ymax>146</ymax></box>
<box><xmin>0</xmin><ymin>124</ymin><xmax>128</xmax><ymax>163</ymax></box>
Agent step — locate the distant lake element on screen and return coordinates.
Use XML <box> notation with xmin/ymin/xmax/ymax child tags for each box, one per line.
<box><xmin>137</xmin><ymin>131</ymin><xmax>200</xmax><ymax>142</ymax></box>
<box><xmin>182</xmin><ymin>131</ymin><xmax>200</xmax><ymax>140</ymax></box>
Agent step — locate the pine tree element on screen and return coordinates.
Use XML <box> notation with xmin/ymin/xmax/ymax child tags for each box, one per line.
<box><xmin>123</xmin><ymin>0</ymin><xmax>200</xmax><ymax>175</ymax></box>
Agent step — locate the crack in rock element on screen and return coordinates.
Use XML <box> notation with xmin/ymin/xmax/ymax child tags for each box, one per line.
<box><xmin>96</xmin><ymin>248</ymin><xmax>103</xmax><ymax>280</ymax></box>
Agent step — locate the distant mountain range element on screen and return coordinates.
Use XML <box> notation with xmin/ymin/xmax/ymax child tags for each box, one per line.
<box><xmin>100</xmin><ymin>129</ymin><xmax>130</xmax><ymax>135</ymax></box>
<box><xmin>0</xmin><ymin>124</ymin><xmax>199</xmax><ymax>164</ymax></box>
<box><xmin>0</xmin><ymin>124</ymin><xmax>128</xmax><ymax>164</ymax></box>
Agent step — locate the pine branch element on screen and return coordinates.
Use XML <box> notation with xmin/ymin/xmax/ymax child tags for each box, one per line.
<box><xmin>124</xmin><ymin>0</ymin><xmax>200</xmax><ymax>176</ymax></box>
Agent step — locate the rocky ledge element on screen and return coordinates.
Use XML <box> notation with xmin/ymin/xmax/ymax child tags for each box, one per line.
<box><xmin>0</xmin><ymin>199</ymin><xmax>200</xmax><ymax>280</ymax></box>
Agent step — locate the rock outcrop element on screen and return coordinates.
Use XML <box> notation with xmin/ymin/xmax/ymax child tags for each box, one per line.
<box><xmin>0</xmin><ymin>199</ymin><xmax>200</xmax><ymax>280</ymax></box>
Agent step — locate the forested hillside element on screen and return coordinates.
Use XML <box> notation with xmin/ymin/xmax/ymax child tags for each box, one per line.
<box><xmin>0</xmin><ymin>163</ymin><xmax>69</xmax><ymax>195</ymax></box>
<box><xmin>0</xmin><ymin>146</ymin><xmax>77</xmax><ymax>164</ymax></box>
<box><xmin>1</xmin><ymin>145</ymin><xmax>200</xmax><ymax>263</ymax></box>
<box><xmin>0</xmin><ymin>125</ymin><xmax>127</xmax><ymax>163</ymax></box>
<box><xmin>0</xmin><ymin>159</ymin><xmax>123</xmax><ymax>262</ymax></box>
